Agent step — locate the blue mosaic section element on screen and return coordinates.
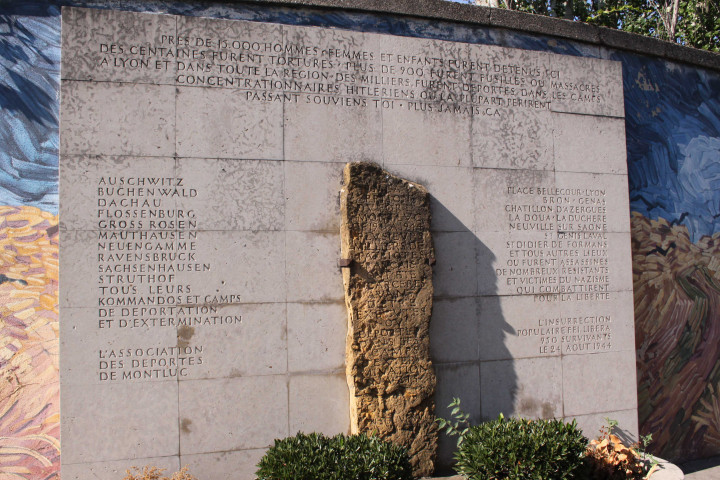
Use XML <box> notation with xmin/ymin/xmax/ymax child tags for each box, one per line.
<box><xmin>0</xmin><ymin>6</ymin><xmax>60</xmax><ymax>212</ymax></box>
<box><xmin>618</xmin><ymin>54</ymin><xmax>720</xmax><ymax>242</ymax></box>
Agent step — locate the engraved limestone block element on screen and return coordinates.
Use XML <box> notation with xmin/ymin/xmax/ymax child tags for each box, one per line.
<box><xmin>341</xmin><ymin>162</ymin><xmax>437</xmax><ymax>477</ymax></box>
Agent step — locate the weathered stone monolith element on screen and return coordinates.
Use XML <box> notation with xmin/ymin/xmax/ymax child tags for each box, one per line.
<box><xmin>341</xmin><ymin>162</ymin><xmax>437</xmax><ymax>477</ymax></box>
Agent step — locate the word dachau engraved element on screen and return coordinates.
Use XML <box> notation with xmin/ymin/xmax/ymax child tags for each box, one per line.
<box><xmin>341</xmin><ymin>163</ymin><xmax>437</xmax><ymax>477</ymax></box>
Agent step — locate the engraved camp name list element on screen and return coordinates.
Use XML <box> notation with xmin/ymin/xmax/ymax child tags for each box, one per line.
<box><xmin>94</xmin><ymin>175</ymin><xmax>242</xmax><ymax>382</ymax></box>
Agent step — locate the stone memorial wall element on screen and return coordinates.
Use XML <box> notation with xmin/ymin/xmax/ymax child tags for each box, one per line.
<box><xmin>59</xmin><ymin>6</ymin><xmax>637</xmax><ymax>478</ymax></box>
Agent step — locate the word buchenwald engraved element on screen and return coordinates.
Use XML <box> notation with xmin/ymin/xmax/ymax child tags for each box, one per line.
<box><xmin>60</xmin><ymin>6</ymin><xmax>635</xmax><ymax>479</ymax></box>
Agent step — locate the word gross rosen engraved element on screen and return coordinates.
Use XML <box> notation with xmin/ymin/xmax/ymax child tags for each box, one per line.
<box><xmin>340</xmin><ymin>162</ymin><xmax>437</xmax><ymax>477</ymax></box>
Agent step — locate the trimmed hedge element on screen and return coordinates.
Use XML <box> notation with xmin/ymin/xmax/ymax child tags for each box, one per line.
<box><xmin>255</xmin><ymin>432</ymin><xmax>413</xmax><ymax>480</ymax></box>
<box><xmin>455</xmin><ymin>415</ymin><xmax>588</xmax><ymax>480</ymax></box>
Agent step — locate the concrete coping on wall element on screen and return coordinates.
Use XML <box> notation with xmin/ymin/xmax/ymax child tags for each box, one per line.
<box><xmin>235</xmin><ymin>0</ymin><xmax>720</xmax><ymax>72</ymax></box>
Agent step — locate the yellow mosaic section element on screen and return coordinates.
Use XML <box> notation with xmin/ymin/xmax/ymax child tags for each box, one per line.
<box><xmin>0</xmin><ymin>205</ymin><xmax>60</xmax><ymax>479</ymax></box>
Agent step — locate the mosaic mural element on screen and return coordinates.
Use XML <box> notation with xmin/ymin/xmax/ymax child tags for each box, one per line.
<box><xmin>624</xmin><ymin>58</ymin><xmax>720</xmax><ymax>461</ymax></box>
<box><xmin>0</xmin><ymin>1</ymin><xmax>718</xmax><ymax>478</ymax></box>
<box><xmin>0</xmin><ymin>6</ymin><xmax>61</xmax><ymax>479</ymax></box>
<box><xmin>0</xmin><ymin>206</ymin><xmax>59</xmax><ymax>479</ymax></box>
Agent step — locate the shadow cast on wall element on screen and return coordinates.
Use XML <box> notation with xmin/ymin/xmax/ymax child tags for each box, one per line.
<box><xmin>426</xmin><ymin>195</ymin><xmax>517</xmax><ymax>472</ymax></box>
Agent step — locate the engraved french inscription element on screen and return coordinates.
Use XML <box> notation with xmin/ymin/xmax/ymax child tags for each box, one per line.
<box><xmin>59</xmin><ymin>7</ymin><xmax>637</xmax><ymax>476</ymax></box>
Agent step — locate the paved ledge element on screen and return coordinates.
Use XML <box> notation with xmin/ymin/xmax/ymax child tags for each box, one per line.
<box><xmin>233</xmin><ymin>0</ymin><xmax>720</xmax><ymax>71</ymax></box>
<box><xmin>682</xmin><ymin>455</ymin><xmax>720</xmax><ymax>480</ymax></box>
<box><xmin>421</xmin><ymin>458</ymin><xmax>685</xmax><ymax>480</ymax></box>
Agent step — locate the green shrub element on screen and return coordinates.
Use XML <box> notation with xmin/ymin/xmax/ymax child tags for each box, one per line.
<box><xmin>255</xmin><ymin>432</ymin><xmax>413</xmax><ymax>480</ymax></box>
<box><xmin>454</xmin><ymin>414</ymin><xmax>588</xmax><ymax>480</ymax></box>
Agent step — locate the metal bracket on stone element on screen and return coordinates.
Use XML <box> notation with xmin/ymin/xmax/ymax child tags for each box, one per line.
<box><xmin>338</xmin><ymin>258</ymin><xmax>353</xmax><ymax>268</ymax></box>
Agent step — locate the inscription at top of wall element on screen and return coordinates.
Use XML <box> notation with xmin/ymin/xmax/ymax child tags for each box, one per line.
<box><xmin>61</xmin><ymin>7</ymin><xmax>624</xmax><ymax>118</ymax></box>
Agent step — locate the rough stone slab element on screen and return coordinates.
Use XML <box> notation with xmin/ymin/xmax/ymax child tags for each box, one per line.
<box><xmin>341</xmin><ymin>162</ymin><xmax>437</xmax><ymax>477</ymax></box>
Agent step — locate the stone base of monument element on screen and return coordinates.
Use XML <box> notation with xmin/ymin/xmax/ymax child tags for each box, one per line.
<box><xmin>422</xmin><ymin>457</ymin><xmax>684</xmax><ymax>480</ymax></box>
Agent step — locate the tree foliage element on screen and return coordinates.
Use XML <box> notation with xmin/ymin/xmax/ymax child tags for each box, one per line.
<box><xmin>475</xmin><ymin>0</ymin><xmax>720</xmax><ymax>52</ymax></box>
